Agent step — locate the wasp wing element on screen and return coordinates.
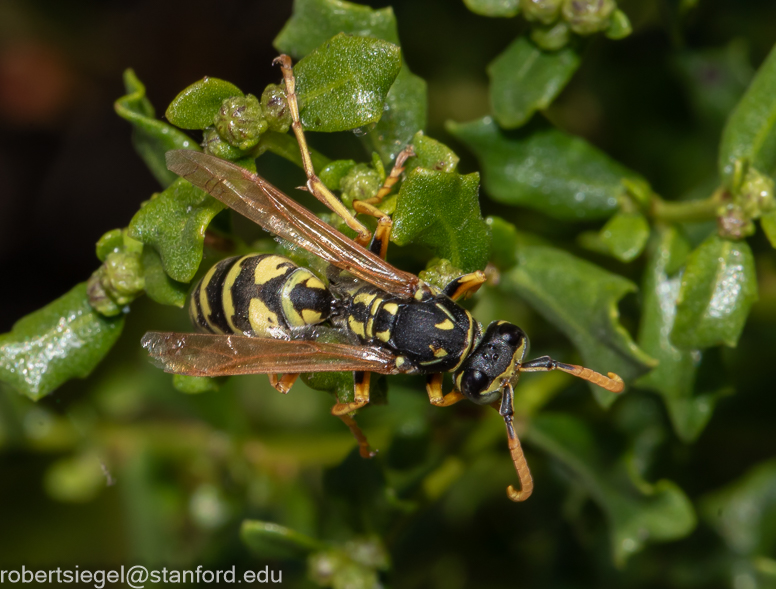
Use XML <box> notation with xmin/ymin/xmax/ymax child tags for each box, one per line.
<box><xmin>166</xmin><ymin>150</ymin><xmax>419</xmax><ymax>298</ymax></box>
<box><xmin>141</xmin><ymin>332</ymin><xmax>412</xmax><ymax>377</ymax></box>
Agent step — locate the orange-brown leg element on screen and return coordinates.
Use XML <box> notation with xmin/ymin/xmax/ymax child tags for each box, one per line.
<box><xmin>337</xmin><ymin>413</ymin><xmax>376</xmax><ymax>458</ymax></box>
<box><xmin>425</xmin><ymin>373</ymin><xmax>467</xmax><ymax>407</ymax></box>
<box><xmin>331</xmin><ymin>371</ymin><xmax>371</xmax><ymax>416</ymax></box>
<box><xmin>269</xmin><ymin>374</ymin><xmax>299</xmax><ymax>394</ymax></box>
<box><xmin>498</xmin><ymin>383</ymin><xmax>533</xmax><ymax>502</ymax></box>
<box><xmin>273</xmin><ymin>54</ymin><xmax>372</xmax><ymax>246</ymax></box>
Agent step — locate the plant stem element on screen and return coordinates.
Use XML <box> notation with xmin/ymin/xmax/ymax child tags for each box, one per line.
<box><xmin>650</xmin><ymin>191</ymin><xmax>722</xmax><ymax>224</ymax></box>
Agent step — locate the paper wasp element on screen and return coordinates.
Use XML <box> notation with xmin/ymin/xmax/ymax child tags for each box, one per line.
<box><xmin>142</xmin><ymin>55</ymin><xmax>624</xmax><ymax>502</ymax></box>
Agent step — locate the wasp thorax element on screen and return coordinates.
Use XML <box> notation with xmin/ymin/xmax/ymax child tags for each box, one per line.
<box><xmin>454</xmin><ymin>322</ymin><xmax>527</xmax><ymax>404</ymax></box>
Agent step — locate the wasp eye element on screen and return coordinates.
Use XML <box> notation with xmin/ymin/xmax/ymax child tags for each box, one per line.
<box><xmin>498</xmin><ymin>323</ymin><xmax>524</xmax><ymax>346</ymax></box>
<box><xmin>460</xmin><ymin>369</ymin><xmax>490</xmax><ymax>399</ymax></box>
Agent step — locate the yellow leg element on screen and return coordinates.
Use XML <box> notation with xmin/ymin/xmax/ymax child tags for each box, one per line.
<box><xmin>331</xmin><ymin>371</ymin><xmax>371</xmax><ymax>416</ymax></box>
<box><xmin>442</xmin><ymin>271</ymin><xmax>487</xmax><ymax>301</ymax></box>
<box><xmin>269</xmin><ymin>373</ymin><xmax>299</xmax><ymax>394</ymax></box>
<box><xmin>273</xmin><ymin>55</ymin><xmax>372</xmax><ymax>246</ymax></box>
<box><xmin>425</xmin><ymin>373</ymin><xmax>467</xmax><ymax>407</ymax></box>
<box><xmin>519</xmin><ymin>356</ymin><xmax>625</xmax><ymax>393</ymax></box>
<box><xmin>362</xmin><ymin>144</ymin><xmax>415</xmax><ymax>207</ymax></box>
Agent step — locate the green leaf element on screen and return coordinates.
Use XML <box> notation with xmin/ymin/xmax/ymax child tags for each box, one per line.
<box><xmin>392</xmin><ymin>168</ymin><xmax>491</xmax><ymax>272</ymax></box>
<box><xmin>486</xmin><ymin>215</ymin><xmax>548</xmax><ymax>270</ymax></box>
<box><xmin>141</xmin><ymin>246</ymin><xmax>189</xmax><ymax>308</ymax></box>
<box><xmin>528</xmin><ymin>412</ymin><xmax>697</xmax><ymax>567</ymax></box>
<box><xmin>320</xmin><ymin>159</ymin><xmax>357</xmax><ymax>190</ymax></box>
<box><xmin>293</xmin><ymin>33</ymin><xmax>401</xmax><ymax>132</ymax></box>
<box><xmin>241</xmin><ymin>520</ymin><xmax>326</xmax><ymax>559</ymax></box>
<box><xmin>600</xmin><ymin>212</ymin><xmax>650</xmax><ymax>262</ymax></box>
<box><xmin>463</xmin><ymin>0</ymin><xmax>520</xmax><ymax>17</ymax></box>
<box><xmin>275</xmin><ymin>0</ymin><xmax>426</xmax><ymax>163</ymax></box>
<box><xmin>448</xmin><ymin>117</ymin><xmax>643</xmax><ymax>221</ymax></box>
<box><xmin>701</xmin><ymin>459</ymin><xmax>776</xmax><ymax>557</ymax></box>
<box><xmin>407</xmin><ymin>131</ymin><xmax>459</xmax><ymax>173</ymax></box>
<box><xmin>487</xmin><ymin>36</ymin><xmax>580</xmax><ymax>129</ymax></box>
<box><xmin>165</xmin><ymin>77</ymin><xmax>244</xmax><ymax>130</ymax></box>
<box><xmin>172</xmin><ymin>374</ymin><xmax>219</xmax><ymax>394</ymax></box>
<box><xmin>672</xmin><ymin>234</ymin><xmax>758</xmax><ymax>349</ymax></box>
<box><xmin>361</xmin><ymin>66</ymin><xmax>428</xmax><ymax>165</ymax></box>
<box><xmin>761</xmin><ymin>210</ymin><xmax>776</xmax><ymax>247</ymax></box>
<box><xmin>274</xmin><ymin>0</ymin><xmax>399</xmax><ymax>56</ymax></box>
<box><xmin>719</xmin><ymin>43</ymin><xmax>776</xmax><ymax>185</ymax></box>
<box><xmin>0</xmin><ymin>283</ymin><xmax>124</xmax><ymax>401</ymax></box>
<box><xmin>115</xmin><ymin>69</ymin><xmax>199</xmax><ymax>187</ymax></box>
<box><xmin>128</xmin><ymin>177</ymin><xmax>226</xmax><ymax>283</ymax></box>
<box><xmin>605</xmin><ymin>9</ymin><xmax>632</xmax><ymax>40</ymax></box>
<box><xmin>501</xmin><ymin>245</ymin><xmax>656</xmax><ymax>406</ymax></box>
<box><xmin>636</xmin><ymin>228</ymin><xmax>719</xmax><ymax>442</ymax></box>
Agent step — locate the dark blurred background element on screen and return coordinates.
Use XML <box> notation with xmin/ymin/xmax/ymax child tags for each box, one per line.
<box><xmin>2</xmin><ymin>1</ymin><xmax>776</xmax><ymax>588</ymax></box>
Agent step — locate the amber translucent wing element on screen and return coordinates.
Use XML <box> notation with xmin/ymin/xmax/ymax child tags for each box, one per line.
<box><xmin>141</xmin><ymin>332</ymin><xmax>410</xmax><ymax>377</ymax></box>
<box><xmin>166</xmin><ymin>150</ymin><xmax>419</xmax><ymax>298</ymax></box>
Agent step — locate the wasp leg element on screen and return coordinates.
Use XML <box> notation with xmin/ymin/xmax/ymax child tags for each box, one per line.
<box><xmin>273</xmin><ymin>55</ymin><xmax>372</xmax><ymax>246</ymax></box>
<box><xmin>498</xmin><ymin>383</ymin><xmax>533</xmax><ymax>502</ymax></box>
<box><xmin>355</xmin><ymin>145</ymin><xmax>415</xmax><ymax>210</ymax></box>
<box><xmin>331</xmin><ymin>371</ymin><xmax>371</xmax><ymax>416</ymax></box>
<box><xmin>268</xmin><ymin>373</ymin><xmax>299</xmax><ymax>394</ymax></box>
<box><xmin>520</xmin><ymin>356</ymin><xmax>625</xmax><ymax>393</ymax></box>
<box><xmin>337</xmin><ymin>413</ymin><xmax>376</xmax><ymax>458</ymax></box>
<box><xmin>442</xmin><ymin>271</ymin><xmax>487</xmax><ymax>301</ymax></box>
<box><xmin>426</xmin><ymin>373</ymin><xmax>467</xmax><ymax>407</ymax></box>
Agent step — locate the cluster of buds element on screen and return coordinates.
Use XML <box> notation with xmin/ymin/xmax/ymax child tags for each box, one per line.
<box><xmin>521</xmin><ymin>0</ymin><xmax>631</xmax><ymax>51</ymax></box>
<box><xmin>205</xmin><ymin>84</ymin><xmax>292</xmax><ymax>158</ymax></box>
<box><xmin>718</xmin><ymin>164</ymin><xmax>775</xmax><ymax>239</ymax></box>
<box><xmin>87</xmin><ymin>229</ymin><xmax>146</xmax><ymax>316</ymax></box>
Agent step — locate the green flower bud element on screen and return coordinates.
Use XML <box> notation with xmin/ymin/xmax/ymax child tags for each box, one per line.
<box><xmin>717</xmin><ymin>202</ymin><xmax>755</xmax><ymax>240</ymax></box>
<box><xmin>261</xmin><ymin>84</ymin><xmax>292</xmax><ymax>133</ymax></box>
<box><xmin>562</xmin><ymin>0</ymin><xmax>616</xmax><ymax>35</ymax></box>
<box><xmin>339</xmin><ymin>163</ymin><xmax>381</xmax><ymax>207</ymax></box>
<box><xmin>202</xmin><ymin>126</ymin><xmax>249</xmax><ymax>160</ymax></box>
<box><xmin>418</xmin><ymin>258</ymin><xmax>465</xmax><ymax>292</ymax></box>
<box><xmin>737</xmin><ymin>167</ymin><xmax>775</xmax><ymax>218</ymax></box>
<box><xmin>214</xmin><ymin>94</ymin><xmax>267</xmax><ymax>150</ymax></box>
<box><xmin>87</xmin><ymin>271</ymin><xmax>121</xmax><ymax>316</ymax></box>
<box><xmin>605</xmin><ymin>8</ymin><xmax>632</xmax><ymax>39</ymax></box>
<box><xmin>530</xmin><ymin>20</ymin><xmax>571</xmax><ymax>51</ymax></box>
<box><xmin>521</xmin><ymin>0</ymin><xmax>563</xmax><ymax>24</ymax></box>
<box><xmin>101</xmin><ymin>251</ymin><xmax>145</xmax><ymax>303</ymax></box>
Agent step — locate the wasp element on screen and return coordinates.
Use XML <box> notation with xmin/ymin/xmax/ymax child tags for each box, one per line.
<box><xmin>142</xmin><ymin>56</ymin><xmax>624</xmax><ymax>502</ymax></box>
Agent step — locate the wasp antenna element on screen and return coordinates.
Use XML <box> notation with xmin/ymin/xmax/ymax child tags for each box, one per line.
<box><xmin>559</xmin><ymin>364</ymin><xmax>624</xmax><ymax>393</ymax></box>
<box><xmin>500</xmin><ymin>384</ymin><xmax>534</xmax><ymax>502</ymax></box>
<box><xmin>519</xmin><ymin>356</ymin><xmax>625</xmax><ymax>393</ymax></box>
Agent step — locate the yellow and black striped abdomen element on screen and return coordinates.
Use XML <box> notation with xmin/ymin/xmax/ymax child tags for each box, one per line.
<box><xmin>189</xmin><ymin>254</ymin><xmax>333</xmax><ymax>337</ymax></box>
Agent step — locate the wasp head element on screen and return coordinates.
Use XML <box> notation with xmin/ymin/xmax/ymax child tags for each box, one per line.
<box><xmin>453</xmin><ymin>321</ymin><xmax>528</xmax><ymax>405</ymax></box>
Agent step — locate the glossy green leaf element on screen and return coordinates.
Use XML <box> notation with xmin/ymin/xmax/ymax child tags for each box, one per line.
<box><xmin>672</xmin><ymin>234</ymin><xmax>758</xmax><ymax>349</ymax></box>
<box><xmin>600</xmin><ymin>212</ymin><xmax>650</xmax><ymax>262</ymax></box>
<box><xmin>487</xmin><ymin>36</ymin><xmax>580</xmax><ymax>129</ymax></box>
<box><xmin>701</xmin><ymin>459</ymin><xmax>776</xmax><ymax>557</ymax></box>
<box><xmin>320</xmin><ymin>159</ymin><xmax>357</xmax><ymax>190</ymax></box>
<box><xmin>407</xmin><ymin>131</ymin><xmax>459</xmax><ymax>173</ymax></box>
<box><xmin>115</xmin><ymin>69</ymin><xmax>199</xmax><ymax>187</ymax></box>
<box><xmin>241</xmin><ymin>520</ymin><xmax>326</xmax><ymax>559</ymax></box>
<box><xmin>293</xmin><ymin>33</ymin><xmax>401</xmax><ymax>133</ymax></box>
<box><xmin>501</xmin><ymin>245</ymin><xmax>656</xmax><ymax>406</ymax></box>
<box><xmin>486</xmin><ymin>215</ymin><xmax>548</xmax><ymax>270</ymax></box>
<box><xmin>275</xmin><ymin>0</ymin><xmax>426</xmax><ymax>163</ymax></box>
<box><xmin>165</xmin><ymin>77</ymin><xmax>244</xmax><ymax>130</ymax></box>
<box><xmin>128</xmin><ymin>178</ymin><xmax>226</xmax><ymax>283</ymax></box>
<box><xmin>392</xmin><ymin>168</ymin><xmax>491</xmax><ymax>272</ymax></box>
<box><xmin>528</xmin><ymin>412</ymin><xmax>697</xmax><ymax>567</ymax></box>
<box><xmin>761</xmin><ymin>210</ymin><xmax>776</xmax><ymax>247</ymax></box>
<box><xmin>719</xmin><ymin>43</ymin><xmax>776</xmax><ymax>185</ymax></box>
<box><xmin>274</xmin><ymin>0</ymin><xmax>399</xmax><ymax>56</ymax></box>
<box><xmin>361</xmin><ymin>66</ymin><xmax>427</xmax><ymax>165</ymax></box>
<box><xmin>448</xmin><ymin>117</ymin><xmax>643</xmax><ymax>220</ymax></box>
<box><xmin>463</xmin><ymin>0</ymin><xmax>520</xmax><ymax>17</ymax></box>
<box><xmin>636</xmin><ymin>228</ymin><xmax>719</xmax><ymax>442</ymax></box>
<box><xmin>141</xmin><ymin>246</ymin><xmax>188</xmax><ymax>308</ymax></box>
<box><xmin>0</xmin><ymin>283</ymin><xmax>124</xmax><ymax>401</ymax></box>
